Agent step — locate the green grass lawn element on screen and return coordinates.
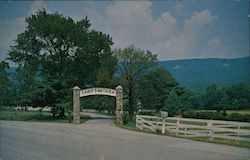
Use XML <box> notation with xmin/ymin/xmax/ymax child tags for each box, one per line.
<box><xmin>0</xmin><ymin>111</ymin><xmax>91</xmax><ymax>124</ymax></box>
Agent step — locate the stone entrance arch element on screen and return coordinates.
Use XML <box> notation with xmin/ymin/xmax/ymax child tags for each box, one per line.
<box><xmin>73</xmin><ymin>85</ymin><xmax>123</xmax><ymax>124</ymax></box>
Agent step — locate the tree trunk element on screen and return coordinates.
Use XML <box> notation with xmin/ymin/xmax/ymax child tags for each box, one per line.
<box><xmin>59</xmin><ymin>108</ymin><xmax>65</xmax><ymax>117</ymax></box>
<box><xmin>128</xmin><ymin>84</ymin><xmax>134</xmax><ymax>119</ymax></box>
<box><xmin>52</xmin><ymin>107</ymin><xmax>56</xmax><ymax>117</ymax></box>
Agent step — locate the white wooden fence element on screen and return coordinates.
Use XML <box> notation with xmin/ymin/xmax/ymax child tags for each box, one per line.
<box><xmin>136</xmin><ymin>115</ymin><xmax>250</xmax><ymax>142</ymax></box>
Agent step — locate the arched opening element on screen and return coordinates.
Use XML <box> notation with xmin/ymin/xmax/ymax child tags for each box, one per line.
<box><xmin>72</xmin><ymin>86</ymin><xmax>123</xmax><ymax>124</ymax></box>
<box><xmin>80</xmin><ymin>95</ymin><xmax>116</xmax><ymax>115</ymax></box>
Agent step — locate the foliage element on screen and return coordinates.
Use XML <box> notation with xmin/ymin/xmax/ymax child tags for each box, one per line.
<box><xmin>202</xmin><ymin>84</ymin><xmax>227</xmax><ymax>111</ymax></box>
<box><xmin>183</xmin><ymin>110</ymin><xmax>250</xmax><ymax>122</ymax></box>
<box><xmin>0</xmin><ymin>61</ymin><xmax>11</xmax><ymax>106</ymax></box>
<box><xmin>122</xmin><ymin>112</ymin><xmax>129</xmax><ymax>125</ymax></box>
<box><xmin>81</xmin><ymin>96</ymin><xmax>115</xmax><ymax>113</ymax></box>
<box><xmin>161</xmin><ymin>86</ymin><xmax>195</xmax><ymax>116</ymax></box>
<box><xmin>201</xmin><ymin>84</ymin><xmax>250</xmax><ymax>110</ymax></box>
<box><xmin>137</xmin><ymin>110</ymin><xmax>156</xmax><ymax>116</ymax></box>
<box><xmin>114</xmin><ymin>45</ymin><xmax>157</xmax><ymax>119</ymax></box>
<box><xmin>223</xmin><ymin>84</ymin><xmax>250</xmax><ymax>110</ymax></box>
<box><xmin>137</xmin><ymin>68</ymin><xmax>178</xmax><ymax>112</ymax></box>
<box><xmin>12</xmin><ymin>65</ymin><xmax>39</xmax><ymax>106</ymax></box>
<box><xmin>8</xmin><ymin>9</ymin><xmax>115</xmax><ymax>117</ymax></box>
<box><xmin>163</xmin><ymin>90</ymin><xmax>182</xmax><ymax>116</ymax></box>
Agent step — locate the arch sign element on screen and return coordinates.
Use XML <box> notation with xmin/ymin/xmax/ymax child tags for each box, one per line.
<box><xmin>73</xmin><ymin>85</ymin><xmax>123</xmax><ymax>124</ymax></box>
<box><xmin>80</xmin><ymin>88</ymin><xmax>116</xmax><ymax>97</ymax></box>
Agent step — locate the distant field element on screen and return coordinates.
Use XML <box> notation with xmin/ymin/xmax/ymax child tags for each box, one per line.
<box><xmin>197</xmin><ymin>110</ymin><xmax>250</xmax><ymax>115</ymax></box>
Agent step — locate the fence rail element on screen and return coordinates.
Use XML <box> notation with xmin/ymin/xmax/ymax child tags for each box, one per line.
<box><xmin>136</xmin><ymin>115</ymin><xmax>250</xmax><ymax>142</ymax></box>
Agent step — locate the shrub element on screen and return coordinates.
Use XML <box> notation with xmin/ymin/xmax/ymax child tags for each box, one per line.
<box><xmin>137</xmin><ymin>110</ymin><xmax>156</xmax><ymax>116</ymax></box>
<box><xmin>0</xmin><ymin>106</ymin><xmax>15</xmax><ymax>111</ymax></box>
<box><xmin>226</xmin><ymin>113</ymin><xmax>250</xmax><ymax>122</ymax></box>
<box><xmin>67</xmin><ymin>111</ymin><xmax>72</xmax><ymax>123</ymax></box>
<box><xmin>182</xmin><ymin>110</ymin><xmax>250</xmax><ymax>122</ymax></box>
<box><xmin>122</xmin><ymin>112</ymin><xmax>129</xmax><ymax>125</ymax></box>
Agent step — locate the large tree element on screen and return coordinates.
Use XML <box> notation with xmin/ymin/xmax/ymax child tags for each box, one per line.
<box><xmin>137</xmin><ymin>68</ymin><xmax>178</xmax><ymax>111</ymax></box>
<box><xmin>114</xmin><ymin>45</ymin><xmax>157</xmax><ymax>118</ymax></box>
<box><xmin>8</xmin><ymin>9</ymin><xmax>115</xmax><ymax>117</ymax></box>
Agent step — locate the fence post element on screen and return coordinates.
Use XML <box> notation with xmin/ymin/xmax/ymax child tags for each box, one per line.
<box><xmin>155</xmin><ymin>116</ymin><xmax>159</xmax><ymax>130</ymax></box>
<box><xmin>136</xmin><ymin>115</ymin><xmax>138</xmax><ymax>129</ymax></box>
<box><xmin>162</xmin><ymin>118</ymin><xmax>166</xmax><ymax>134</ymax></box>
<box><xmin>184</xmin><ymin>127</ymin><xmax>187</xmax><ymax>136</ymax></box>
<box><xmin>176</xmin><ymin>118</ymin><xmax>180</xmax><ymax>136</ymax></box>
<box><xmin>237</xmin><ymin>125</ymin><xmax>240</xmax><ymax>137</ymax></box>
<box><xmin>208</xmin><ymin>119</ymin><xmax>214</xmax><ymax>141</ymax></box>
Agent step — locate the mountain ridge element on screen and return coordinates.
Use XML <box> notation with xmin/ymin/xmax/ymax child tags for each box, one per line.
<box><xmin>6</xmin><ymin>57</ymin><xmax>249</xmax><ymax>91</ymax></box>
<box><xmin>158</xmin><ymin>57</ymin><xmax>249</xmax><ymax>91</ymax></box>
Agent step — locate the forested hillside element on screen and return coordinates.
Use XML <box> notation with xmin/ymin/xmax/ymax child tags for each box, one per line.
<box><xmin>159</xmin><ymin>57</ymin><xmax>249</xmax><ymax>91</ymax></box>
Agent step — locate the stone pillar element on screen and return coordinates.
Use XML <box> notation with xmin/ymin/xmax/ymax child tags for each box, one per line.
<box><xmin>116</xmin><ymin>85</ymin><xmax>123</xmax><ymax>124</ymax></box>
<box><xmin>73</xmin><ymin>86</ymin><xmax>80</xmax><ymax>124</ymax></box>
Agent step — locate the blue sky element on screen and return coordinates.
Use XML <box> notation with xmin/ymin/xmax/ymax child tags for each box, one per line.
<box><xmin>0</xmin><ymin>0</ymin><xmax>249</xmax><ymax>64</ymax></box>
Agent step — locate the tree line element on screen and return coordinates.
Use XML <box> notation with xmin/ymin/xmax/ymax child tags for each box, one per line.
<box><xmin>0</xmin><ymin>10</ymin><xmax>249</xmax><ymax>120</ymax></box>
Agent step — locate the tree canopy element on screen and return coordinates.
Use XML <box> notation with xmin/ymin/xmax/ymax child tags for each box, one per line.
<box><xmin>8</xmin><ymin>9</ymin><xmax>116</xmax><ymax>117</ymax></box>
<box><xmin>114</xmin><ymin>45</ymin><xmax>157</xmax><ymax>118</ymax></box>
<box><xmin>137</xmin><ymin>68</ymin><xmax>178</xmax><ymax>111</ymax></box>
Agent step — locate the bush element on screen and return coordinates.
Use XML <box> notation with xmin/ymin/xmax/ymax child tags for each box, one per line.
<box><xmin>0</xmin><ymin>106</ymin><xmax>15</xmax><ymax>111</ymax></box>
<box><xmin>67</xmin><ymin>111</ymin><xmax>72</xmax><ymax>123</ymax></box>
<box><xmin>122</xmin><ymin>112</ymin><xmax>129</xmax><ymax>125</ymax></box>
<box><xmin>137</xmin><ymin>110</ymin><xmax>156</xmax><ymax>116</ymax></box>
<box><xmin>226</xmin><ymin>113</ymin><xmax>250</xmax><ymax>122</ymax></box>
<box><xmin>183</xmin><ymin>110</ymin><xmax>250</xmax><ymax>122</ymax></box>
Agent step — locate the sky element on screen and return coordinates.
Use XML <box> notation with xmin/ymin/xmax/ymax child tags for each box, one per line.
<box><xmin>0</xmin><ymin>0</ymin><xmax>249</xmax><ymax>65</ymax></box>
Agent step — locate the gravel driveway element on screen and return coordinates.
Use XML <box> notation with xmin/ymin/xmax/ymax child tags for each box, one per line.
<box><xmin>1</xmin><ymin>113</ymin><xmax>249</xmax><ymax>160</ymax></box>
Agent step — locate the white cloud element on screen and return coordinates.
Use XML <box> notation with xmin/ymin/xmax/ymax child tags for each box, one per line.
<box><xmin>203</xmin><ymin>37</ymin><xmax>226</xmax><ymax>58</ymax></box>
<box><xmin>0</xmin><ymin>1</ymin><xmax>46</xmax><ymax>62</ymax></box>
<box><xmin>88</xmin><ymin>3</ymin><xmax>218</xmax><ymax>60</ymax></box>
<box><xmin>152</xmin><ymin>10</ymin><xmax>218</xmax><ymax>60</ymax></box>
<box><xmin>0</xmin><ymin>1</ymin><xmax>224</xmax><ymax>63</ymax></box>
<box><xmin>83</xmin><ymin>1</ymin><xmax>177</xmax><ymax>56</ymax></box>
<box><xmin>184</xmin><ymin>10</ymin><xmax>217</xmax><ymax>30</ymax></box>
<box><xmin>208</xmin><ymin>38</ymin><xmax>221</xmax><ymax>48</ymax></box>
<box><xmin>29</xmin><ymin>0</ymin><xmax>47</xmax><ymax>15</ymax></box>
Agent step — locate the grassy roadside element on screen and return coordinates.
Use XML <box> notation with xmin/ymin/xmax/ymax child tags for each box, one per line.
<box><xmin>115</xmin><ymin>120</ymin><xmax>250</xmax><ymax>148</ymax></box>
<box><xmin>0</xmin><ymin>111</ymin><xmax>91</xmax><ymax>124</ymax></box>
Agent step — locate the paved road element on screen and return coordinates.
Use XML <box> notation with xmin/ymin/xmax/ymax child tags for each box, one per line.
<box><xmin>1</xmin><ymin>113</ymin><xmax>249</xmax><ymax>160</ymax></box>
